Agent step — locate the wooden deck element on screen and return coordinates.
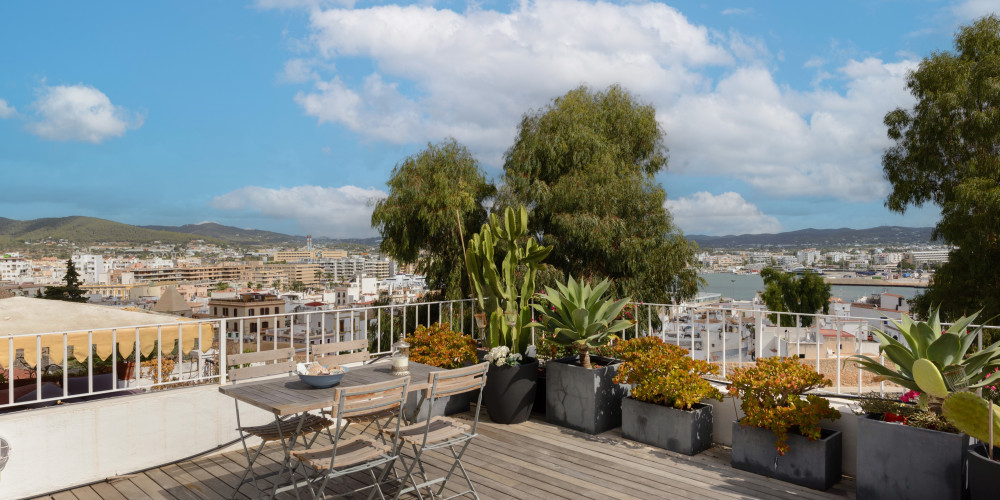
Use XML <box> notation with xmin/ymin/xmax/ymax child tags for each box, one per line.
<box><xmin>33</xmin><ymin>412</ymin><xmax>856</xmax><ymax>500</ymax></box>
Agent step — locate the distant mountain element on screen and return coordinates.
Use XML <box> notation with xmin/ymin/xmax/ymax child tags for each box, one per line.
<box><xmin>0</xmin><ymin>216</ymin><xmax>226</xmax><ymax>245</ymax></box>
<box><xmin>687</xmin><ymin>226</ymin><xmax>936</xmax><ymax>249</ymax></box>
<box><xmin>142</xmin><ymin>222</ymin><xmax>304</xmax><ymax>245</ymax></box>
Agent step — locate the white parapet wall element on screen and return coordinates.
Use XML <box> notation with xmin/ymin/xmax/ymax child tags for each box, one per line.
<box><xmin>0</xmin><ymin>384</ymin><xmax>273</xmax><ymax>500</ymax></box>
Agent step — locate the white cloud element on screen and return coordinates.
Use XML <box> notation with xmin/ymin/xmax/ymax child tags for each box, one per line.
<box><xmin>0</xmin><ymin>99</ymin><xmax>15</xmax><ymax>119</ymax></box>
<box><xmin>665</xmin><ymin>191</ymin><xmax>782</xmax><ymax>236</ymax></box>
<box><xmin>666</xmin><ymin>57</ymin><xmax>917</xmax><ymax>200</ymax></box>
<box><xmin>28</xmin><ymin>84</ymin><xmax>143</xmax><ymax>143</ymax></box>
<box><xmin>210</xmin><ymin>185</ymin><xmax>387</xmax><ymax>238</ymax></box>
<box><xmin>291</xmin><ymin>0</ymin><xmax>731</xmax><ymax>161</ymax></box>
<box><xmin>952</xmin><ymin>0</ymin><xmax>998</xmax><ymax>20</ymax></box>
<box><xmin>279</xmin><ymin>0</ymin><xmax>919</xmax><ymax>202</ymax></box>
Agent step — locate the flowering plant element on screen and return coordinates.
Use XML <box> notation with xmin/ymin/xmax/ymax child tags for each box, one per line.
<box><xmin>729</xmin><ymin>357</ymin><xmax>841</xmax><ymax>455</ymax></box>
<box><xmin>407</xmin><ymin>323</ymin><xmax>477</xmax><ymax>370</ymax></box>
<box><xmin>608</xmin><ymin>336</ymin><xmax>722</xmax><ymax>410</ymax></box>
<box><xmin>484</xmin><ymin>346</ymin><xmax>523</xmax><ymax>367</ymax></box>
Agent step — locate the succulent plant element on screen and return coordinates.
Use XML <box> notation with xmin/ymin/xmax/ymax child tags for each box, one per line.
<box><xmin>848</xmin><ymin>307</ymin><xmax>1000</xmax><ymax>400</ymax></box>
<box><xmin>942</xmin><ymin>391</ymin><xmax>1000</xmax><ymax>447</ymax></box>
<box><xmin>528</xmin><ymin>275</ymin><xmax>632</xmax><ymax>369</ymax></box>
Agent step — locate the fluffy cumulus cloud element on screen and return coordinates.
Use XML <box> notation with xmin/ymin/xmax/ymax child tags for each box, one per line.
<box><xmin>666</xmin><ymin>191</ymin><xmax>782</xmax><ymax>236</ymax></box>
<box><xmin>0</xmin><ymin>99</ymin><xmax>15</xmax><ymax>119</ymax></box>
<box><xmin>952</xmin><ymin>0</ymin><xmax>999</xmax><ymax>20</ymax></box>
<box><xmin>210</xmin><ymin>185</ymin><xmax>387</xmax><ymax>238</ymax></box>
<box><xmin>27</xmin><ymin>84</ymin><xmax>143</xmax><ymax>143</ymax></box>
<box><xmin>276</xmin><ymin>0</ymin><xmax>919</xmax><ymax>202</ymax></box>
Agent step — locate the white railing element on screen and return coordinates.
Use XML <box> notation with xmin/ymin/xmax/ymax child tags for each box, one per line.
<box><xmin>0</xmin><ymin>298</ymin><xmax>478</xmax><ymax>411</ymax></box>
<box><xmin>3</xmin><ymin>296</ymin><xmax>997</xmax><ymax>411</ymax></box>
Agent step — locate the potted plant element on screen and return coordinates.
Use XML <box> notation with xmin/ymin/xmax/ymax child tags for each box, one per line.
<box><xmin>943</xmin><ymin>391</ymin><xmax>1000</xmax><ymax>500</ymax></box>
<box><xmin>609</xmin><ymin>336</ymin><xmax>722</xmax><ymax>455</ymax></box>
<box><xmin>466</xmin><ymin>205</ymin><xmax>552</xmax><ymax>424</ymax></box>
<box><xmin>406</xmin><ymin>322</ymin><xmax>478</xmax><ymax>420</ymax></box>
<box><xmin>528</xmin><ymin>276</ymin><xmax>633</xmax><ymax>434</ymax></box>
<box><xmin>848</xmin><ymin>307</ymin><xmax>999</xmax><ymax>500</ymax></box>
<box><xmin>728</xmin><ymin>357</ymin><xmax>843</xmax><ymax>490</ymax></box>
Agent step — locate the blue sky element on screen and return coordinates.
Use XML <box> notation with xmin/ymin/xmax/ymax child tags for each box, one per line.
<box><xmin>0</xmin><ymin>1</ymin><xmax>995</xmax><ymax>238</ymax></box>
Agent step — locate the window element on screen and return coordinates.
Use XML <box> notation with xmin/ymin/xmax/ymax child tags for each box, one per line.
<box><xmin>213</xmin><ymin>307</ymin><xmax>218</xmax><ymax>315</ymax></box>
<box><xmin>263</xmin><ymin>307</ymin><xmax>270</xmax><ymax>315</ymax></box>
<box><xmin>275</xmin><ymin>307</ymin><xmax>280</xmax><ymax>314</ymax></box>
<box><xmin>249</xmin><ymin>308</ymin><xmax>254</xmax><ymax>316</ymax></box>
<box><xmin>223</xmin><ymin>307</ymin><xmax>229</xmax><ymax>316</ymax></box>
<box><xmin>262</xmin><ymin>321</ymin><xmax>269</xmax><ymax>329</ymax></box>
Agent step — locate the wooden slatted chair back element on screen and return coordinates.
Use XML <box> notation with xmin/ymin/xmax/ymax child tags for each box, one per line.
<box><xmin>426</xmin><ymin>361</ymin><xmax>488</xmax><ymax>400</ymax></box>
<box><xmin>312</xmin><ymin>339</ymin><xmax>369</xmax><ymax>367</ymax></box>
<box><xmin>330</xmin><ymin>377</ymin><xmax>409</xmax><ymax>420</ymax></box>
<box><xmin>226</xmin><ymin>347</ymin><xmax>295</xmax><ymax>382</ymax></box>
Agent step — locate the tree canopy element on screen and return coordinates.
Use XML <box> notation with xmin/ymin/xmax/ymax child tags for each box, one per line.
<box><xmin>43</xmin><ymin>258</ymin><xmax>87</xmax><ymax>303</ymax></box>
<box><xmin>500</xmin><ymin>84</ymin><xmax>699</xmax><ymax>303</ymax></box>
<box><xmin>371</xmin><ymin>139</ymin><xmax>495</xmax><ymax>299</ymax></box>
<box><xmin>759</xmin><ymin>268</ymin><xmax>831</xmax><ymax>327</ymax></box>
<box><xmin>882</xmin><ymin>15</ymin><xmax>1000</xmax><ymax>324</ymax></box>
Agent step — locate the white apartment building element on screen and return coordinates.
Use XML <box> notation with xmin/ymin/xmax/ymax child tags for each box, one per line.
<box><xmin>0</xmin><ymin>254</ymin><xmax>31</xmax><ymax>283</ymax></box>
<box><xmin>905</xmin><ymin>249</ymin><xmax>950</xmax><ymax>266</ymax></box>
<box><xmin>72</xmin><ymin>254</ymin><xmax>110</xmax><ymax>284</ymax></box>
<box><xmin>796</xmin><ymin>248</ymin><xmax>821</xmax><ymax>266</ymax></box>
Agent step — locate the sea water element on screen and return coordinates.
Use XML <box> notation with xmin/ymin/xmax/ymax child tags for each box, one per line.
<box><xmin>699</xmin><ymin>273</ymin><xmax>921</xmax><ymax>302</ymax></box>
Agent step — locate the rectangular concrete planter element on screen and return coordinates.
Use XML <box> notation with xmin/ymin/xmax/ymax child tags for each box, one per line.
<box><xmin>856</xmin><ymin>414</ymin><xmax>968</xmax><ymax>500</ymax></box>
<box><xmin>731</xmin><ymin>421</ymin><xmax>842</xmax><ymax>491</ymax></box>
<box><xmin>545</xmin><ymin>355</ymin><xmax>628</xmax><ymax>434</ymax></box>
<box><xmin>405</xmin><ymin>390</ymin><xmax>473</xmax><ymax>422</ymax></box>
<box><xmin>621</xmin><ymin>398</ymin><xmax>713</xmax><ymax>455</ymax></box>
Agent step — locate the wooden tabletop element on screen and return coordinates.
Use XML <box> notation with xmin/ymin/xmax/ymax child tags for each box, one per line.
<box><xmin>218</xmin><ymin>360</ymin><xmax>437</xmax><ymax>416</ymax></box>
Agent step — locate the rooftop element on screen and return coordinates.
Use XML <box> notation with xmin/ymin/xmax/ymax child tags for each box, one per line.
<box><xmin>29</xmin><ymin>412</ymin><xmax>856</xmax><ymax>500</ymax></box>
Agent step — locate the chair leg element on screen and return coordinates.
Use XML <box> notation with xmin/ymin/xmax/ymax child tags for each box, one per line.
<box><xmin>436</xmin><ymin>440</ymin><xmax>477</xmax><ymax>500</ymax></box>
<box><xmin>233</xmin><ymin>435</ymin><xmax>267</xmax><ymax>500</ymax></box>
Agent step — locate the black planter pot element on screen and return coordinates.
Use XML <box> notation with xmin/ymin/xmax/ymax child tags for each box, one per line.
<box><xmin>533</xmin><ymin>367</ymin><xmax>546</xmax><ymax>415</ymax></box>
<box><xmin>621</xmin><ymin>398</ymin><xmax>713</xmax><ymax>456</ymax></box>
<box><xmin>731</xmin><ymin>422</ymin><xmax>842</xmax><ymax>491</ymax></box>
<box><xmin>968</xmin><ymin>443</ymin><xmax>1000</xmax><ymax>500</ymax></box>
<box><xmin>545</xmin><ymin>355</ymin><xmax>628</xmax><ymax>434</ymax></box>
<box><xmin>856</xmin><ymin>414</ymin><xmax>968</xmax><ymax>500</ymax></box>
<box><xmin>483</xmin><ymin>357</ymin><xmax>538</xmax><ymax>424</ymax></box>
<box><xmin>405</xmin><ymin>389</ymin><xmax>473</xmax><ymax>422</ymax></box>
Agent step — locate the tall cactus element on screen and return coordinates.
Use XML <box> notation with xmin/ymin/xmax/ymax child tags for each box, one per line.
<box><xmin>465</xmin><ymin>206</ymin><xmax>552</xmax><ymax>354</ymax></box>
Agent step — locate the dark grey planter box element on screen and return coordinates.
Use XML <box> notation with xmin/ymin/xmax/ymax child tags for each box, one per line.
<box><xmin>731</xmin><ymin>421</ymin><xmax>842</xmax><ymax>491</ymax></box>
<box><xmin>968</xmin><ymin>444</ymin><xmax>1000</xmax><ymax>500</ymax></box>
<box><xmin>856</xmin><ymin>414</ymin><xmax>968</xmax><ymax>500</ymax></box>
<box><xmin>405</xmin><ymin>390</ymin><xmax>473</xmax><ymax>422</ymax></box>
<box><xmin>621</xmin><ymin>398</ymin><xmax>713</xmax><ymax>455</ymax></box>
<box><xmin>545</xmin><ymin>355</ymin><xmax>628</xmax><ymax>434</ymax></box>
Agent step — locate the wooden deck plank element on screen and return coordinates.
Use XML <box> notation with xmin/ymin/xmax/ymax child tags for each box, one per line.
<box><xmin>106</xmin><ymin>477</ymin><xmax>154</xmax><ymax>500</ymax></box>
<box><xmin>143</xmin><ymin>467</ymin><xmax>205</xmax><ymax>500</ymax></box>
<box><xmin>50</xmin><ymin>491</ymin><xmax>78</xmax><ymax>500</ymax></box>
<box><xmin>86</xmin><ymin>482</ymin><xmax>127</xmax><ymax>500</ymax></box>
<box><xmin>66</xmin><ymin>486</ymin><xmax>101</xmax><ymax>500</ymax></box>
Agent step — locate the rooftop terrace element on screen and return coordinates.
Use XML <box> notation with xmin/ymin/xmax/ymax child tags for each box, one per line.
<box><xmin>29</xmin><ymin>411</ymin><xmax>856</xmax><ymax>500</ymax></box>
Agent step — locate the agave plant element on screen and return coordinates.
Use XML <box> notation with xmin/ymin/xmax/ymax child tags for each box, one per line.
<box><xmin>528</xmin><ymin>276</ymin><xmax>633</xmax><ymax>369</ymax></box>
<box><xmin>849</xmin><ymin>307</ymin><xmax>1000</xmax><ymax>411</ymax></box>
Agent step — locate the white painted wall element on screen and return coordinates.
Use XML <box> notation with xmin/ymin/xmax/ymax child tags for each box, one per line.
<box><xmin>0</xmin><ymin>384</ymin><xmax>273</xmax><ymax>499</ymax></box>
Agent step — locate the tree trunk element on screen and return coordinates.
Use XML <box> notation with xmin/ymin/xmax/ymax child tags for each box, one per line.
<box><xmin>579</xmin><ymin>346</ymin><xmax>591</xmax><ymax>369</ymax></box>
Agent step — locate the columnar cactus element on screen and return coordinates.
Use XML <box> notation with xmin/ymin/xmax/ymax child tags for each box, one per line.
<box><xmin>465</xmin><ymin>206</ymin><xmax>551</xmax><ymax>354</ymax></box>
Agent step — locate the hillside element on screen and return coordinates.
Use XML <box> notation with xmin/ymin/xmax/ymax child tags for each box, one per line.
<box><xmin>687</xmin><ymin>226</ymin><xmax>936</xmax><ymax>249</ymax></box>
<box><xmin>142</xmin><ymin>222</ymin><xmax>304</xmax><ymax>245</ymax></box>
<box><xmin>0</xmin><ymin>216</ymin><xmax>226</xmax><ymax>245</ymax></box>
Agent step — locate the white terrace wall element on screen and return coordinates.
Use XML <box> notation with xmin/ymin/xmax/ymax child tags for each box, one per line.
<box><xmin>0</xmin><ymin>384</ymin><xmax>272</xmax><ymax>500</ymax></box>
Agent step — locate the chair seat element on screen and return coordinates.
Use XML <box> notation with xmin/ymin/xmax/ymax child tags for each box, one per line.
<box><xmin>324</xmin><ymin>403</ymin><xmax>400</xmax><ymax>424</ymax></box>
<box><xmin>292</xmin><ymin>434</ymin><xmax>392</xmax><ymax>470</ymax></box>
<box><xmin>384</xmin><ymin>416</ymin><xmax>471</xmax><ymax>445</ymax></box>
<box><xmin>239</xmin><ymin>413</ymin><xmax>333</xmax><ymax>442</ymax></box>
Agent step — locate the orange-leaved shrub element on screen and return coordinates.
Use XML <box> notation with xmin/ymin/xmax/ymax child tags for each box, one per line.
<box><xmin>408</xmin><ymin>322</ymin><xmax>477</xmax><ymax>370</ymax></box>
<box><xmin>728</xmin><ymin>357</ymin><xmax>841</xmax><ymax>455</ymax></box>
<box><xmin>609</xmin><ymin>336</ymin><xmax>723</xmax><ymax>410</ymax></box>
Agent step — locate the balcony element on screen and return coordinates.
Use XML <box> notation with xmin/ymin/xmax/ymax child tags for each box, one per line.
<box><xmin>4</xmin><ymin>296</ymin><xmax>987</xmax><ymax>499</ymax></box>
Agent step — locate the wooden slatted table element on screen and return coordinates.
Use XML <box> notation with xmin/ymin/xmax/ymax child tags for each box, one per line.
<box><xmin>219</xmin><ymin>361</ymin><xmax>437</xmax><ymax>416</ymax></box>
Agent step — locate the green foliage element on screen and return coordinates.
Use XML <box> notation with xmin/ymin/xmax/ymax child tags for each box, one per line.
<box><xmin>371</xmin><ymin>139</ymin><xmax>495</xmax><ymax>300</ymax></box>
<box><xmin>528</xmin><ymin>276</ymin><xmax>632</xmax><ymax>369</ymax></box>
<box><xmin>943</xmin><ymin>391</ymin><xmax>1000</xmax><ymax>446</ymax></box>
<box><xmin>501</xmin><ymin>84</ymin><xmax>700</xmax><ymax>303</ymax></box>
<box><xmin>0</xmin><ymin>216</ymin><xmax>225</xmax><ymax>245</ymax></box>
<box><xmin>609</xmin><ymin>336</ymin><xmax>722</xmax><ymax>410</ymax></box>
<box><xmin>848</xmin><ymin>307</ymin><xmax>1000</xmax><ymax>411</ymax></box>
<box><xmin>407</xmin><ymin>322</ymin><xmax>478</xmax><ymax>370</ymax></box>
<box><xmin>466</xmin><ymin>206</ymin><xmax>552</xmax><ymax>355</ymax></box>
<box><xmin>882</xmin><ymin>15</ymin><xmax>1000</xmax><ymax>332</ymax></box>
<box><xmin>759</xmin><ymin>268</ymin><xmax>831</xmax><ymax>327</ymax></box>
<box><xmin>43</xmin><ymin>258</ymin><xmax>87</xmax><ymax>303</ymax></box>
<box><xmin>216</xmin><ymin>281</ymin><xmax>230</xmax><ymax>291</ymax></box>
<box><xmin>729</xmin><ymin>357</ymin><xmax>841</xmax><ymax>455</ymax></box>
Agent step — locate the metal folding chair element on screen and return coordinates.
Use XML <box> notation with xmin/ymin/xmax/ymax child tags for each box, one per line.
<box><xmin>314</xmin><ymin>340</ymin><xmax>397</xmax><ymax>441</ymax></box>
<box><xmin>292</xmin><ymin>376</ymin><xmax>410</xmax><ymax>499</ymax></box>
<box><xmin>227</xmin><ymin>347</ymin><xmax>335</xmax><ymax>500</ymax></box>
<box><xmin>384</xmin><ymin>362</ymin><xmax>488</xmax><ymax>500</ymax></box>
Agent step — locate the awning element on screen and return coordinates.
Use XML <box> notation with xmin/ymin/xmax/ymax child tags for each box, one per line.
<box><xmin>0</xmin><ymin>321</ymin><xmax>216</xmax><ymax>369</ymax></box>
